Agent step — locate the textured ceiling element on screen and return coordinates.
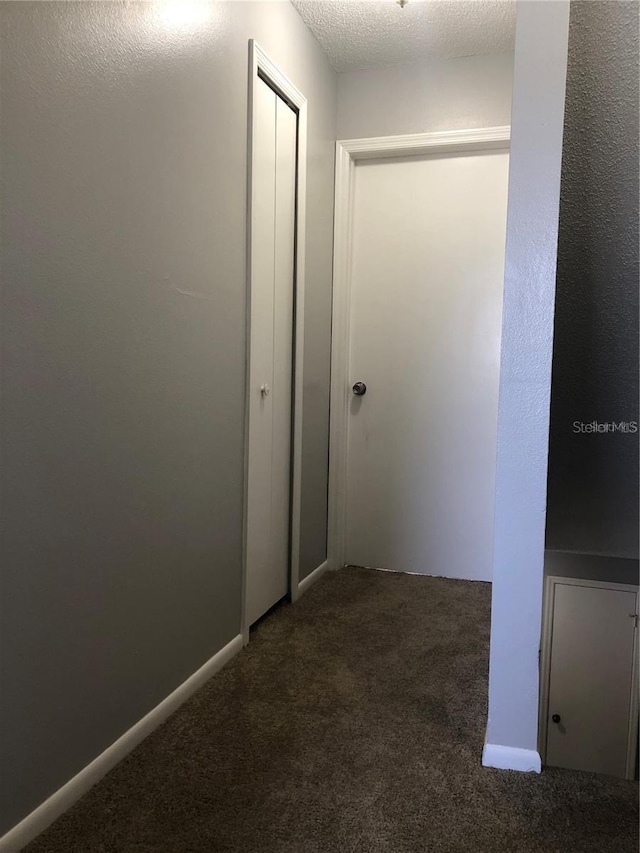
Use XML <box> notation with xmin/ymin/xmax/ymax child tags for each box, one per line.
<box><xmin>290</xmin><ymin>0</ymin><xmax>516</xmax><ymax>72</ymax></box>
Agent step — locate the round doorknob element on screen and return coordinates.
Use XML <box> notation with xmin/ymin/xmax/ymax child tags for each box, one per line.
<box><xmin>352</xmin><ymin>381</ymin><xmax>367</xmax><ymax>396</ymax></box>
<box><xmin>551</xmin><ymin>713</ymin><xmax>561</xmax><ymax>724</ymax></box>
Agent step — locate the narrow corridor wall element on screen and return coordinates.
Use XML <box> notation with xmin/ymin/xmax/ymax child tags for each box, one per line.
<box><xmin>0</xmin><ymin>1</ymin><xmax>336</xmax><ymax>834</ymax></box>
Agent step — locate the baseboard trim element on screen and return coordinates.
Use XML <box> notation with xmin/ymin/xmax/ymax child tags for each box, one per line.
<box><xmin>357</xmin><ymin>565</ymin><xmax>491</xmax><ymax>582</ymax></box>
<box><xmin>0</xmin><ymin>634</ymin><xmax>244</xmax><ymax>853</ymax></box>
<box><xmin>482</xmin><ymin>742</ymin><xmax>542</xmax><ymax>773</ymax></box>
<box><xmin>298</xmin><ymin>560</ymin><xmax>328</xmax><ymax>596</ymax></box>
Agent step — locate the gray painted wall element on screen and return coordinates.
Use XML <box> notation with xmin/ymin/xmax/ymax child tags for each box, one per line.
<box><xmin>485</xmin><ymin>0</ymin><xmax>570</xmax><ymax>757</ymax></box>
<box><xmin>337</xmin><ymin>53</ymin><xmax>514</xmax><ymax>139</ymax></box>
<box><xmin>0</xmin><ymin>1</ymin><xmax>336</xmax><ymax>833</ymax></box>
<box><xmin>546</xmin><ymin>0</ymin><xmax>639</xmax><ymax>560</ymax></box>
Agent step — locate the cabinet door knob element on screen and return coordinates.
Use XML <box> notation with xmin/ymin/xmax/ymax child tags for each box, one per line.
<box><xmin>551</xmin><ymin>713</ymin><xmax>561</xmax><ymax>724</ymax></box>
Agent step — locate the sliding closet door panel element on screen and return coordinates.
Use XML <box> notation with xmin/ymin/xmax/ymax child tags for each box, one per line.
<box><xmin>247</xmin><ymin>78</ymin><xmax>277</xmax><ymax>626</ymax></box>
<box><xmin>271</xmin><ymin>97</ymin><xmax>296</xmax><ymax>603</ymax></box>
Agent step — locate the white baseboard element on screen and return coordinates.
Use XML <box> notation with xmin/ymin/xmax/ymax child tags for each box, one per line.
<box><xmin>298</xmin><ymin>560</ymin><xmax>328</xmax><ymax>596</ymax></box>
<box><xmin>0</xmin><ymin>634</ymin><xmax>244</xmax><ymax>853</ymax></box>
<box><xmin>482</xmin><ymin>742</ymin><xmax>542</xmax><ymax>773</ymax></box>
<box><xmin>362</xmin><ymin>565</ymin><xmax>491</xmax><ymax>582</ymax></box>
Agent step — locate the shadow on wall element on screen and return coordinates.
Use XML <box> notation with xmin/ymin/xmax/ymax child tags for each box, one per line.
<box><xmin>546</xmin><ymin>0</ymin><xmax>640</xmax><ymax>560</ymax></box>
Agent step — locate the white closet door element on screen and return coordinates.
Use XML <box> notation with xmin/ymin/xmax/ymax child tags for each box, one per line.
<box><xmin>246</xmin><ymin>79</ymin><xmax>296</xmax><ymax>626</ymax></box>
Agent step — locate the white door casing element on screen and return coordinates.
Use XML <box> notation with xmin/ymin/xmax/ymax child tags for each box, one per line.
<box><xmin>328</xmin><ymin>129</ymin><xmax>511</xmax><ymax>580</ymax></box>
<box><xmin>243</xmin><ymin>43</ymin><xmax>307</xmax><ymax>637</ymax></box>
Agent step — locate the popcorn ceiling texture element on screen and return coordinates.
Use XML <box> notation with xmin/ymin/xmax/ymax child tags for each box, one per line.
<box><xmin>546</xmin><ymin>0</ymin><xmax>639</xmax><ymax>559</ymax></box>
<box><xmin>290</xmin><ymin>0</ymin><xmax>515</xmax><ymax>71</ymax></box>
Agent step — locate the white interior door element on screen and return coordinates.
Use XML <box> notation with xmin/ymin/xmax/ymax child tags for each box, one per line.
<box><xmin>346</xmin><ymin>150</ymin><xmax>509</xmax><ymax>580</ymax></box>
<box><xmin>545</xmin><ymin>582</ymin><xmax>637</xmax><ymax>778</ymax></box>
<box><xmin>246</xmin><ymin>78</ymin><xmax>296</xmax><ymax>625</ymax></box>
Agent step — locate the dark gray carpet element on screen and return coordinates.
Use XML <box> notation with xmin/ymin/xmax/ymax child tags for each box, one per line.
<box><xmin>25</xmin><ymin>567</ymin><xmax>638</xmax><ymax>853</ymax></box>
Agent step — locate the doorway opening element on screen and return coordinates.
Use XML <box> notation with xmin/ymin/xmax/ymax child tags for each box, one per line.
<box><xmin>328</xmin><ymin>128</ymin><xmax>511</xmax><ymax>581</ymax></box>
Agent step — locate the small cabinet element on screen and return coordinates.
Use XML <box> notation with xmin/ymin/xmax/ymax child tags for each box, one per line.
<box><xmin>540</xmin><ymin>576</ymin><xmax>639</xmax><ymax>779</ymax></box>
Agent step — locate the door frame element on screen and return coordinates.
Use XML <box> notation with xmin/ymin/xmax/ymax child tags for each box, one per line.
<box><xmin>242</xmin><ymin>41</ymin><xmax>307</xmax><ymax>642</ymax></box>
<box><xmin>327</xmin><ymin>127</ymin><xmax>511</xmax><ymax>571</ymax></box>
<box><xmin>538</xmin><ymin>575</ymin><xmax>639</xmax><ymax>779</ymax></box>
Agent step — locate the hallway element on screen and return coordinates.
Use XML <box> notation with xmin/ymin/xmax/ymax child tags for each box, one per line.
<box><xmin>25</xmin><ymin>568</ymin><xmax>637</xmax><ymax>853</ymax></box>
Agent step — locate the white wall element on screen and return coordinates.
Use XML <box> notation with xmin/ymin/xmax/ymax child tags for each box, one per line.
<box><xmin>337</xmin><ymin>53</ymin><xmax>514</xmax><ymax>139</ymax></box>
<box><xmin>483</xmin><ymin>0</ymin><xmax>570</xmax><ymax>771</ymax></box>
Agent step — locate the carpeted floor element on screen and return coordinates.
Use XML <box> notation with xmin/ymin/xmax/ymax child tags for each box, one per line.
<box><xmin>25</xmin><ymin>567</ymin><xmax>638</xmax><ymax>853</ymax></box>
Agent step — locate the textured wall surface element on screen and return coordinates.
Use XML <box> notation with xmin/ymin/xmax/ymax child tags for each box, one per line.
<box><xmin>546</xmin><ymin>0</ymin><xmax>639</xmax><ymax>559</ymax></box>
<box><xmin>0</xmin><ymin>1</ymin><xmax>335</xmax><ymax>833</ymax></box>
<box><xmin>485</xmin><ymin>0</ymin><xmax>570</xmax><ymax>758</ymax></box>
<box><xmin>337</xmin><ymin>52</ymin><xmax>514</xmax><ymax>139</ymax></box>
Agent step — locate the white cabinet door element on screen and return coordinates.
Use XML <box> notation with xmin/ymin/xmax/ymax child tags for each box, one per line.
<box><xmin>545</xmin><ymin>580</ymin><xmax>638</xmax><ymax>778</ymax></box>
